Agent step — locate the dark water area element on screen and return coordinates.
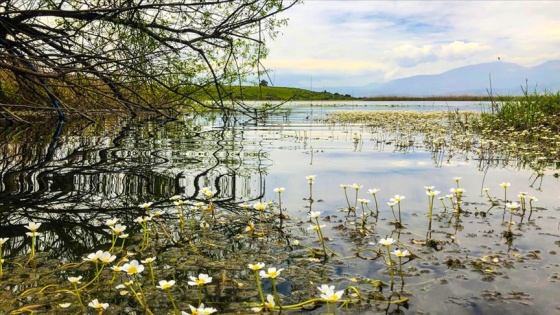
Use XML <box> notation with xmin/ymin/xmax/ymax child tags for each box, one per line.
<box><xmin>0</xmin><ymin>102</ymin><xmax>559</xmax><ymax>314</ymax></box>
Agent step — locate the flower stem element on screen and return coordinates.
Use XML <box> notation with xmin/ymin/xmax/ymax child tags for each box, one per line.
<box><xmin>254</xmin><ymin>270</ymin><xmax>265</xmax><ymax>306</ymax></box>
<box><xmin>73</xmin><ymin>283</ymin><xmax>85</xmax><ymax>308</ymax></box>
<box><xmin>165</xmin><ymin>289</ymin><xmax>179</xmax><ymax>314</ymax></box>
<box><xmin>385</xmin><ymin>245</ymin><xmax>394</xmax><ymax>287</ymax></box>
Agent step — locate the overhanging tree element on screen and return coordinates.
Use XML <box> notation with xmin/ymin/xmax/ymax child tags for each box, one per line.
<box><xmin>0</xmin><ymin>0</ymin><xmax>299</xmax><ymax>121</ymax></box>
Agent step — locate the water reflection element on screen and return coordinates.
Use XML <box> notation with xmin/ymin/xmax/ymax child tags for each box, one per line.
<box><xmin>0</xmin><ymin>115</ymin><xmax>270</xmax><ymax>260</ymax></box>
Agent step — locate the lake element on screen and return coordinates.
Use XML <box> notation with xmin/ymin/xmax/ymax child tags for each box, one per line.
<box><xmin>0</xmin><ymin>101</ymin><xmax>558</xmax><ymax>314</ymax></box>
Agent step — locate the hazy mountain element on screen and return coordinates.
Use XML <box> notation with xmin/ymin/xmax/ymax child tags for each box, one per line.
<box><xmin>346</xmin><ymin>60</ymin><xmax>560</xmax><ymax>97</ymax></box>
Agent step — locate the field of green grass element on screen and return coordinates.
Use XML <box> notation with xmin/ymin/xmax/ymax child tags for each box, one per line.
<box><xmin>220</xmin><ymin>85</ymin><xmax>355</xmax><ymax>101</ymax></box>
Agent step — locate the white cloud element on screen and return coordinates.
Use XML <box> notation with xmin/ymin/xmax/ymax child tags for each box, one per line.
<box><xmin>263</xmin><ymin>1</ymin><xmax>560</xmax><ymax>86</ymax></box>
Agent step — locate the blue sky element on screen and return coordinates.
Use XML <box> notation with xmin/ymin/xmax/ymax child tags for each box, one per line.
<box><xmin>262</xmin><ymin>1</ymin><xmax>560</xmax><ymax>89</ymax></box>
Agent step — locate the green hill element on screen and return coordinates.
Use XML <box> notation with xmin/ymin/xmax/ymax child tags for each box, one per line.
<box><xmin>220</xmin><ymin>86</ymin><xmax>355</xmax><ymax>101</ymax></box>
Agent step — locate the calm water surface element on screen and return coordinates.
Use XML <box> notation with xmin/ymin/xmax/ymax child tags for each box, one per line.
<box><xmin>0</xmin><ymin>101</ymin><xmax>558</xmax><ymax>314</ymax></box>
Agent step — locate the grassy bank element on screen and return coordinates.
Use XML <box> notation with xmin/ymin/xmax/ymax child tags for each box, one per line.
<box><xmin>479</xmin><ymin>90</ymin><xmax>560</xmax><ymax>132</ymax></box>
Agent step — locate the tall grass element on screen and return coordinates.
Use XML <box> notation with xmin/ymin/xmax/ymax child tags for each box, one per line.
<box><xmin>480</xmin><ymin>89</ymin><xmax>560</xmax><ymax>132</ymax></box>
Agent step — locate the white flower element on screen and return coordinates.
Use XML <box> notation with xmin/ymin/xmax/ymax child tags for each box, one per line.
<box><xmin>68</xmin><ymin>276</ymin><xmax>82</xmax><ymax>284</ymax></box>
<box><xmin>307</xmin><ymin>224</ymin><xmax>325</xmax><ymax>231</ymax></box>
<box><xmin>309</xmin><ymin>211</ymin><xmax>322</xmax><ymax>218</ymax></box>
<box><xmin>157</xmin><ymin>280</ymin><xmax>175</xmax><ymax>290</ymax></box>
<box><xmin>506</xmin><ymin>202</ymin><xmax>520</xmax><ymax>210</ymax></box>
<box><xmin>121</xmin><ymin>260</ymin><xmax>144</xmax><ymax>275</ymax></box>
<box><xmin>88</xmin><ymin>299</ymin><xmax>109</xmax><ymax>310</ymax></box>
<box><xmin>25</xmin><ymin>222</ymin><xmax>41</xmax><ymax>232</ymax></box>
<box><xmin>139</xmin><ymin>202</ymin><xmax>153</xmax><ymax>209</ymax></box>
<box><xmin>357</xmin><ymin>198</ymin><xmax>370</xmax><ymax>204</ymax></box>
<box><xmin>141</xmin><ymin>257</ymin><xmax>156</xmax><ymax>264</ymax></box>
<box><xmin>306</xmin><ymin>175</ymin><xmax>316</xmax><ymax>183</ymax></box>
<box><xmin>274</xmin><ymin>187</ymin><xmax>285</xmax><ymax>193</ymax></box>
<box><xmin>500</xmin><ymin>182</ymin><xmax>511</xmax><ymax>188</ymax></box>
<box><xmin>153</xmin><ymin>210</ymin><xmax>165</xmax><ymax>217</ymax></box>
<box><xmin>134</xmin><ymin>216</ymin><xmax>152</xmax><ymax>223</ymax></box>
<box><xmin>59</xmin><ymin>303</ymin><xmax>71</xmax><ymax>308</ymax></box>
<box><xmin>352</xmin><ymin>183</ymin><xmax>363</xmax><ymax>190</ymax></box>
<box><xmin>185</xmin><ymin>303</ymin><xmax>218</xmax><ymax>314</ymax></box>
<box><xmin>105</xmin><ymin>218</ymin><xmax>118</xmax><ymax>226</ymax></box>
<box><xmin>378</xmin><ymin>238</ymin><xmax>396</xmax><ymax>246</ymax></box>
<box><xmin>188</xmin><ymin>273</ymin><xmax>212</xmax><ymax>286</ymax></box>
<box><xmin>317</xmin><ymin>284</ymin><xmax>335</xmax><ymax>294</ymax></box>
<box><xmin>119</xmin><ymin>233</ymin><xmax>129</xmax><ymax>239</ymax></box>
<box><xmin>248</xmin><ymin>262</ymin><xmax>265</xmax><ymax>271</ymax></box>
<box><xmin>253</xmin><ymin>202</ymin><xmax>267</xmax><ymax>211</ymax></box>
<box><xmin>392</xmin><ymin>195</ymin><xmax>405</xmax><ymax>203</ymax></box>
<box><xmin>318</xmin><ymin>285</ymin><xmax>344</xmax><ymax>302</ymax></box>
<box><xmin>170</xmin><ymin>195</ymin><xmax>182</xmax><ymax>201</ymax></box>
<box><xmin>259</xmin><ymin>267</ymin><xmax>284</xmax><ymax>279</ymax></box>
<box><xmin>368</xmin><ymin>188</ymin><xmax>380</xmax><ymax>195</ymax></box>
<box><xmin>250</xmin><ymin>294</ymin><xmax>275</xmax><ymax>312</ymax></box>
<box><xmin>111</xmin><ymin>224</ymin><xmax>127</xmax><ymax>235</ymax></box>
<box><xmin>99</xmin><ymin>252</ymin><xmax>116</xmax><ymax>264</ymax></box>
<box><xmin>245</xmin><ymin>221</ymin><xmax>255</xmax><ymax>232</ymax></box>
<box><xmin>84</xmin><ymin>250</ymin><xmax>103</xmax><ymax>262</ymax></box>
<box><xmin>201</xmin><ymin>187</ymin><xmax>215</xmax><ymax>198</ymax></box>
<box><xmin>392</xmin><ymin>249</ymin><xmax>410</xmax><ymax>257</ymax></box>
<box><xmin>426</xmin><ymin>190</ymin><xmax>441</xmax><ymax>197</ymax></box>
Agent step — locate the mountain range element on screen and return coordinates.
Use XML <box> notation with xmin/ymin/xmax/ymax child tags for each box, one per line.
<box><xmin>334</xmin><ymin>60</ymin><xmax>560</xmax><ymax>97</ymax></box>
